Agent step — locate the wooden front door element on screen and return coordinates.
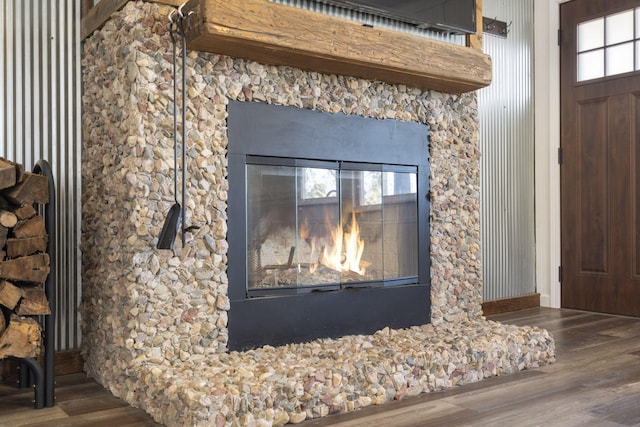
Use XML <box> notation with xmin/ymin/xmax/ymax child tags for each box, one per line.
<box><xmin>561</xmin><ymin>0</ymin><xmax>640</xmax><ymax>316</ymax></box>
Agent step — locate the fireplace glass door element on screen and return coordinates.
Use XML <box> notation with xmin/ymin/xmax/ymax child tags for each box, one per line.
<box><xmin>246</xmin><ymin>156</ymin><xmax>418</xmax><ymax>294</ymax></box>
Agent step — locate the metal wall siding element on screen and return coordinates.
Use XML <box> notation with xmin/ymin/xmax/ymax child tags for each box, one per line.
<box><xmin>270</xmin><ymin>0</ymin><xmax>465</xmax><ymax>44</ymax></box>
<box><xmin>1</xmin><ymin>0</ymin><xmax>82</xmax><ymax>350</ymax></box>
<box><xmin>478</xmin><ymin>0</ymin><xmax>536</xmax><ymax>300</ymax></box>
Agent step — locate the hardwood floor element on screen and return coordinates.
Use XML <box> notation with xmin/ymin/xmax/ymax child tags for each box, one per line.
<box><xmin>0</xmin><ymin>372</ymin><xmax>163</xmax><ymax>426</ymax></box>
<box><xmin>1</xmin><ymin>307</ymin><xmax>640</xmax><ymax>426</ymax></box>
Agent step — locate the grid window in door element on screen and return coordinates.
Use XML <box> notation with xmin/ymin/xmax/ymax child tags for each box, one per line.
<box><xmin>577</xmin><ymin>9</ymin><xmax>640</xmax><ymax>82</ymax></box>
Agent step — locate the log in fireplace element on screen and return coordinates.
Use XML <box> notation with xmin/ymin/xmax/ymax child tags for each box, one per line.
<box><xmin>227</xmin><ymin>101</ymin><xmax>431</xmax><ymax>350</ymax></box>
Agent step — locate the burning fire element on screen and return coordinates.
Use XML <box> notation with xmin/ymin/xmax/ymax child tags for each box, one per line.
<box><xmin>302</xmin><ymin>212</ymin><xmax>368</xmax><ymax>275</ymax></box>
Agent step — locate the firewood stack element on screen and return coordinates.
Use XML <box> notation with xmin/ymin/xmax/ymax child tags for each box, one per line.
<box><xmin>0</xmin><ymin>158</ymin><xmax>50</xmax><ymax>360</ymax></box>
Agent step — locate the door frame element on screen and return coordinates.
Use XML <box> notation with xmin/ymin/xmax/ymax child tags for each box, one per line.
<box><xmin>533</xmin><ymin>0</ymin><xmax>570</xmax><ymax>308</ymax></box>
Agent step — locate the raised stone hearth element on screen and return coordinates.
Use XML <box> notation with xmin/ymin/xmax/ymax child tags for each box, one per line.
<box><xmin>117</xmin><ymin>320</ymin><xmax>553</xmax><ymax>426</ymax></box>
<box><xmin>80</xmin><ymin>2</ymin><xmax>555</xmax><ymax>426</ymax></box>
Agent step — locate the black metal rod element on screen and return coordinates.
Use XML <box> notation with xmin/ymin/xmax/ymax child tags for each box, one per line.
<box><xmin>155</xmin><ymin>13</ymin><xmax>182</xmax><ymax>251</ymax></box>
<box><xmin>178</xmin><ymin>14</ymin><xmax>187</xmax><ymax>247</ymax></box>
<box><xmin>20</xmin><ymin>358</ymin><xmax>45</xmax><ymax>409</ymax></box>
<box><xmin>18</xmin><ymin>360</ymin><xmax>29</xmax><ymax>388</ymax></box>
<box><xmin>33</xmin><ymin>159</ymin><xmax>56</xmax><ymax>408</ymax></box>
<box><xmin>172</xmin><ymin>21</ymin><xmax>179</xmax><ymax>206</ymax></box>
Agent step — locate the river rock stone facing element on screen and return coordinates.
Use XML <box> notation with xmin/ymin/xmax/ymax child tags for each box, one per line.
<box><xmin>80</xmin><ymin>1</ymin><xmax>555</xmax><ymax>426</ymax></box>
<box><xmin>121</xmin><ymin>319</ymin><xmax>554</xmax><ymax>426</ymax></box>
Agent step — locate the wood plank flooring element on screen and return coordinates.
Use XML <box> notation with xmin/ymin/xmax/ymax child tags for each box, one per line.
<box><xmin>1</xmin><ymin>307</ymin><xmax>639</xmax><ymax>426</ymax></box>
<box><xmin>0</xmin><ymin>372</ymin><xmax>163</xmax><ymax>427</ymax></box>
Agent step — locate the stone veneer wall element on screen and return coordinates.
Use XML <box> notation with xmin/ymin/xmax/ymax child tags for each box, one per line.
<box><xmin>78</xmin><ymin>2</ymin><xmax>540</xmax><ymax>425</ymax></box>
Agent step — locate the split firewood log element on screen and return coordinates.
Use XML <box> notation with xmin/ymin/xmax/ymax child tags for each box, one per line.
<box><xmin>13</xmin><ymin>204</ymin><xmax>36</xmax><ymax>221</ymax></box>
<box><xmin>6</xmin><ymin>236</ymin><xmax>48</xmax><ymax>258</ymax></box>
<box><xmin>0</xmin><ymin>315</ymin><xmax>41</xmax><ymax>359</ymax></box>
<box><xmin>2</xmin><ymin>172</ymin><xmax>48</xmax><ymax>205</ymax></box>
<box><xmin>0</xmin><ymin>210</ymin><xmax>17</xmax><ymax>228</ymax></box>
<box><xmin>0</xmin><ymin>159</ymin><xmax>51</xmax><ymax>362</ymax></box>
<box><xmin>0</xmin><ymin>254</ymin><xmax>50</xmax><ymax>284</ymax></box>
<box><xmin>0</xmin><ymin>280</ymin><xmax>23</xmax><ymax>310</ymax></box>
<box><xmin>13</xmin><ymin>216</ymin><xmax>46</xmax><ymax>239</ymax></box>
<box><xmin>0</xmin><ymin>158</ymin><xmax>22</xmax><ymax>191</ymax></box>
<box><xmin>16</xmin><ymin>287</ymin><xmax>50</xmax><ymax>316</ymax></box>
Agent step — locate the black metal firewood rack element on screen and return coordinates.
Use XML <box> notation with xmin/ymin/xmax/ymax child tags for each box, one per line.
<box><xmin>9</xmin><ymin>159</ymin><xmax>56</xmax><ymax>409</ymax></box>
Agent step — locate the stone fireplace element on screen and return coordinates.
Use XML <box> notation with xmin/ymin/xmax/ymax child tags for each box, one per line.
<box><xmin>80</xmin><ymin>2</ymin><xmax>555</xmax><ymax>426</ymax></box>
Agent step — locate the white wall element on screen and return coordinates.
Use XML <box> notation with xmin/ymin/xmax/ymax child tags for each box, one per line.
<box><xmin>534</xmin><ymin>0</ymin><xmax>566</xmax><ymax>308</ymax></box>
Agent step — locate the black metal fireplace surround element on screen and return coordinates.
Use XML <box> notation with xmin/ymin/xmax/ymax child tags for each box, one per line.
<box><xmin>227</xmin><ymin>101</ymin><xmax>430</xmax><ymax>350</ymax></box>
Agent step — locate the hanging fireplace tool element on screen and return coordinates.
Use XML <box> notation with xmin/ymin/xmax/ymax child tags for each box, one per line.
<box><xmin>157</xmin><ymin>10</ymin><xmax>182</xmax><ymax>250</ymax></box>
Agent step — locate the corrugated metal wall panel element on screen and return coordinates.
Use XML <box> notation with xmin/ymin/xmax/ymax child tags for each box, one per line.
<box><xmin>478</xmin><ymin>0</ymin><xmax>536</xmax><ymax>300</ymax></box>
<box><xmin>1</xmin><ymin>0</ymin><xmax>82</xmax><ymax>350</ymax></box>
<box><xmin>271</xmin><ymin>0</ymin><xmax>466</xmax><ymax>44</ymax></box>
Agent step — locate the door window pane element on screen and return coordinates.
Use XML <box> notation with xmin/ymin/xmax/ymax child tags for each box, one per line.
<box><xmin>577</xmin><ymin>7</ymin><xmax>640</xmax><ymax>81</ymax></box>
<box><xmin>606</xmin><ymin>43</ymin><xmax>634</xmax><ymax>75</ymax></box>
<box><xmin>578</xmin><ymin>50</ymin><xmax>604</xmax><ymax>81</ymax></box>
<box><xmin>606</xmin><ymin>10</ymin><xmax>634</xmax><ymax>45</ymax></box>
<box><xmin>578</xmin><ymin>18</ymin><xmax>604</xmax><ymax>52</ymax></box>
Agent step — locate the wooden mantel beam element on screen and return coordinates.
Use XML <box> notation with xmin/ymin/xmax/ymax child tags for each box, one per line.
<box><xmin>182</xmin><ymin>0</ymin><xmax>492</xmax><ymax>94</ymax></box>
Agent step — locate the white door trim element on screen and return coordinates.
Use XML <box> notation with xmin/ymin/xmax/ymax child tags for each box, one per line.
<box><xmin>534</xmin><ymin>0</ymin><xmax>568</xmax><ymax>308</ymax></box>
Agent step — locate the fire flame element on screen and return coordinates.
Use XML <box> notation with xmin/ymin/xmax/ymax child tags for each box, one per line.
<box><xmin>299</xmin><ymin>212</ymin><xmax>370</xmax><ymax>276</ymax></box>
<box><xmin>301</xmin><ymin>211</ymin><xmax>367</xmax><ymax>275</ymax></box>
<box><xmin>323</xmin><ymin>211</ymin><xmax>366</xmax><ymax>275</ymax></box>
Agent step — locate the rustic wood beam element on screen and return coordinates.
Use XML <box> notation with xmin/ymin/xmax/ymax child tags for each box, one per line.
<box><xmin>81</xmin><ymin>0</ymin><xmax>94</xmax><ymax>19</ymax></box>
<box><xmin>81</xmin><ymin>0</ymin><xmax>491</xmax><ymax>92</ymax></box>
<box><xmin>182</xmin><ymin>0</ymin><xmax>492</xmax><ymax>93</ymax></box>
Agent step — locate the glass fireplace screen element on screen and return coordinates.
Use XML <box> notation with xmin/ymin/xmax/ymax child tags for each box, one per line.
<box><xmin>246</xmin><ymin>157</ymin><xmax>418</xmax><ymax>292</ymax></box>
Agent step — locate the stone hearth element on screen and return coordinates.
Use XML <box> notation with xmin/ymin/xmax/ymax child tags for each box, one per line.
<box><xmin>80</xmin><ymin>2</ymin><xmax>555</xmax><ymax>426</ymax></box>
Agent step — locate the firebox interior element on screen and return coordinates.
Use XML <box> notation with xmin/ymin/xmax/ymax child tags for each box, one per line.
<box><xmin>246</xmin><ymin>159</ymin><xmax>419</xmax><ymax>293</ymax></box>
